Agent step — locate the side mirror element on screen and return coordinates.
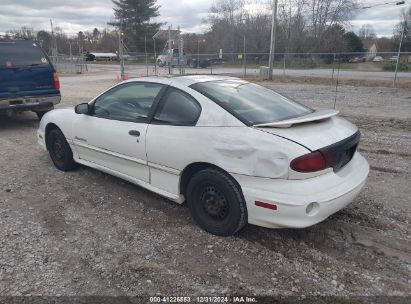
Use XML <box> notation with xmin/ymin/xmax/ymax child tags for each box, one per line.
<box><xmin>75</xmin><ymin>103</ymin><xmax>90</xmax><ymax>115</ymax></box>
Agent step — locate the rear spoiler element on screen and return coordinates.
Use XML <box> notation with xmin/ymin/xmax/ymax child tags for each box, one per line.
<box><xmin>254</xmin><ymin>109</ymin><xmax>339</xmax><ymax>128</ymax></box>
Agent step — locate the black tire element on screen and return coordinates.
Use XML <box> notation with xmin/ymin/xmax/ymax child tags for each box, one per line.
<box><xmin>35</xmin><ymin>106</ymin><xmax>54</xmax><ymax>120</ymax></box>
<box><xmin>46</xmin><ymin>128</ymin><xmax>77</xmax><ymax>171</ymax></box>
<box><xmin>36</xmin><ymin>111</ymin><xmax>47</xmax><ymax>120</ymax></box>
<box><xmin>186</xmin><ymin>168</ymin><xmax>247</xmax><ymax>236</ymax></box>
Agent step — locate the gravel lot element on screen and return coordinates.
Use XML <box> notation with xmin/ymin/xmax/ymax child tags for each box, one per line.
<box><xmin>0</xmin><ymin>73</ymin><xmax>410</xmax><ymax>299</ymax></box>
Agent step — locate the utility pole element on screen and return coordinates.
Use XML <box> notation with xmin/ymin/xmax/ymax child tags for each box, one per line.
<box><xmin>394</xmin><ymin>16</ymin><xmax>409</xmax><ymax>87</ymax></box>
<box><xmin>268</xmin><ymin>0</ymin><xmax>278</xmax><ymax>80</ymax></box>
<box><xmin>119</xmin><ymin>31</ymin><xmax>125</xmax><ymax>80</ymax></box>
<box><xmin>168</xmin><ymin>25</ymin><xmax>172</xmax><ymax>75</ymax></box>
<box><xmin>50</xmin><ymin>19</ymin><xmax>58</xmax><ymax>62</ymax></box>
<box><xmin>178</xmin><ymin>28</ymin><xmax>184</xmax><ymax>75</ymax></box>
<box><xmin>243</xmin><ymin>36</ymin><xmax>246</xmax><ymax>78</ymax></box>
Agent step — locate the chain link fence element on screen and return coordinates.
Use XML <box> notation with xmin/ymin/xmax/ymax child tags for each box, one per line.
<box><xmin>49</xmin><ymin>55</ymin><xmax>88</xmax><ymax>74</ymax></box>
<box><xmin>114</xmin><ymin>51</ymin><xmax>411</xmax><ymax>87</ymax></box>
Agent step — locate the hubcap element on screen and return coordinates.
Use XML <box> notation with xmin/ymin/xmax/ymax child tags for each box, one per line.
<box><xmin>200</xmin><ymin>186</ymin><xmax>229</xmax><ymax>220</ymax></box>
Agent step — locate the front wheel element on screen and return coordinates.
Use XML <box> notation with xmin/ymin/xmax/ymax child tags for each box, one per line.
<box><xmin>46</xmin><ymin>128</ymin><xmax>77</xmax><ymax>171</ymax></box>
<box><xmin>186</xmin><ymin>168</ymin><xmax>247</xmax><ymax>236</ymax></box>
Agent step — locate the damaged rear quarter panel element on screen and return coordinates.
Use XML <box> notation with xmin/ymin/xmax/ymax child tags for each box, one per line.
<box><xmin>146</xmin><ymin>125</ymin><xmax>308</xmax><ymax>179</ymax></box>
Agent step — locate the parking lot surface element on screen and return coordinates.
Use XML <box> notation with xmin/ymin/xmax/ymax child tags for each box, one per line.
<box><xmin>0</xmin><ymin>73</ymin><xmax>410</xmax><ymax>297</ymax></box>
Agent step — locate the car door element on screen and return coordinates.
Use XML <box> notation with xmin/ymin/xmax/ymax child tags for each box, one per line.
<box><xmin>146</xmin><ymin>87</ymin><xmax>202</xmax><ymax>195</ymax></box>
<box><xmin>72</xmin><ymin>82</ymin><xmax>165</xmax><ymax>183</ymax></box>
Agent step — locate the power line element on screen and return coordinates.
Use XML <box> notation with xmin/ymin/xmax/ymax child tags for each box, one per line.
<box><xmin>362</xmin><ymin>1</ymin><xmax>406</xmax><ymax>9</ymax></box>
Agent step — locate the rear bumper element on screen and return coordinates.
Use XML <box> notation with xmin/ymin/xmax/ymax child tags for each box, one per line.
<box><xmin>0</xmin><ymin>95</ymin><xmax>61</xmax><ymax>111</ymax></box>
<box><xmin>232</xmin><ymin>152</ymin><xmax>369</xmax><ymax>229</ymax></box>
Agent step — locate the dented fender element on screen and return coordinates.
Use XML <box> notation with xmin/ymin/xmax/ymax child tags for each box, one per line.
<box><xmin>146</xmin><ymin>125</ymin><xmax>309</xmax><ymax>179</ymax></box>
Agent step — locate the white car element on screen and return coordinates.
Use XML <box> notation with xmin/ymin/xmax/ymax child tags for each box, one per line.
<box><xmin>37</xmin><ymin>75</ymin><xmax>369</xmax><ymax>236</ymax></box>
<box><xmin>373</xmin><ymin>56</ymin><xmax>384</xmax><ymax>62</ymax></box>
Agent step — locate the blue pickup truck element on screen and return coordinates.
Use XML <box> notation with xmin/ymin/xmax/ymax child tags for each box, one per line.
<box><xmin>0</xmin><ymin>39</ymin><xmax>61</xmax><ymax>119</ymax></box>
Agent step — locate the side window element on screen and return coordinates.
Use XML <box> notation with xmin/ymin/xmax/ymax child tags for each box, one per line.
<box><xmin>154</xmin><ymin>88</ymin><xmax>201</xmax><ymax>126</ymax></box>
<box><xmin>93</xmin><ymin>82</ymin><xmax>163</xmax><ymax>121</ymax></box>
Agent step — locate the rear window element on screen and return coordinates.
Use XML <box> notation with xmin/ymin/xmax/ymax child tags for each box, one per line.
<box><xmin>191</xmin><ymin>80</ymin><xmax>313</xmax><ymax>125</ymax></box>
<box><xmin>0</xmin><ymin>41</ymin><xmax>50</xmax><ymax>68</ymax></box>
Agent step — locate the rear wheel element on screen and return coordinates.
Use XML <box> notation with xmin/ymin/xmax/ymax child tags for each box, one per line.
<box><xmin>36</xmin><ymin>111</ymin><xmax>47</xmax><ymax>120</ymax></box>
<box><xmin>34</xmin><ymin>106</ymin><xmax>54</xmax><ymax>120</ymax></box>
<box><xmin>46</xmin><ymin>128</ymin><xmax>77</xmax><ymax>171</ymax></box>
<box><xmin>186</xmin><ymin>168</ymin><xmax>247</xmax><ymax>236</ymax></box>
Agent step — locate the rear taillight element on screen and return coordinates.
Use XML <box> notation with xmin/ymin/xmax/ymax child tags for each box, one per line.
<box><xmin>290</xmin><ymin>151</ymin><xmax>327</xmax><ymax>173</ymax></box>
<box><xmin>291</xmin><ymin>132</ymin><xmax>360</xmax><ymax>174</ymax></box>
<box><xmin>53</xmin><ymin>72</ymin><xmax>60</xmax><ymax>89</ymax></box>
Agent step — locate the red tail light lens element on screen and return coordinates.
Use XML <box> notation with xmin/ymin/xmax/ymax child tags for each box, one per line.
<box><xmin>53</xmin><ymin>72</ymin><xmax>60</xmax><ymax>89</ymax></box>
<box><xmin>290</xmin><ymin>151</ymin><xmax>327</xmax><ymax>173</ymax></box>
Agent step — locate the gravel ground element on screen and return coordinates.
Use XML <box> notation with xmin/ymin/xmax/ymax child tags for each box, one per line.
<box><xmin>0</xmin><ymin>73</ymin><xmax>410</xmax><ymax>299</ymax></box>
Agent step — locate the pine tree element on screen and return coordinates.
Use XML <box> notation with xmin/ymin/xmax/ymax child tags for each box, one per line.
<box><xmin>109</xmin><ymin>0</ymin><xmax>162</xmax><ymax>51</ymax></box>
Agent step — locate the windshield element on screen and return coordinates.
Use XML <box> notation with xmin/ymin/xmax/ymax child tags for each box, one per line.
<box><xmin>191</xmin><ymin>80</ymin><xmax>313</xmax><ymax>125</ymax></box>
<box><xmin>0</xmin><ymin>41</ymin><xmax>50</xmax><ymax>68</ymax></box>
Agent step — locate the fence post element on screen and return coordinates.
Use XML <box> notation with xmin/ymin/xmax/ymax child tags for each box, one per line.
<box><xmin>331</xmin><ymin>53</ymin><xmax>336</xmax><ymax>81</ymax></box>
<box><xmin>333</xmin><ymin>54</ymin><xmax>341</xmax><ymax>109</ymax></box>
<box><xmin>153</xmin><ymin>38</ymin><xmax>157</xmax><ymax>76</ymax></box>
<box><xmin>243</xmin><ymin>36</ymin><xmax>246</xmax><ymax>78</ymax></box>
<box><xmin>145</xmin><ymin>36</ymin><xmax>148</xmax><ymax>77</ymax></box>
<box><xmin>282</xmin><ymin>53</ymin><xmax>286</xmax><ymax>77</ymax></box>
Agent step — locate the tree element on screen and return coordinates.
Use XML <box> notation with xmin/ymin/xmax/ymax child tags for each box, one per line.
<box><xmin>393</xmin><ymin>6</ymin><xmax>411</xmax><ymax>52</ymax></box>
<box><xmin>359</xmin><ymin>24</ymin><xmax>376</xmax><ymax>40</ymax></box>
<box><xmin>109</xmin><ymin>0</ymin><xmax>162</xmax><ymax>51</ymax></box>
<box><xmin>6</xmin><ymin>26</ymin><xmax>35</xmax><ymax>39</ymax></box>
<box><xmin>98</xmin><ymin>29</ymin><xmax>119</xmax><ymax>52</ymax></box>
<box><xmin>322</xmin><ymin>24</ymin><xmax>346</xmax><ymax>53</ymax></box>
<box><xmin>36</xmin><ymin>30</ymin><xmax>52</xmax><ymax>55</ymax></box>
<box><xmin>206</xmin><ymin>0</ymin><xmax>360</xmax><ymax>54</ymax></box>
<box><xmin>92</xmin><ymin>28</ymin><xmax>101</xmax><ymax>43</ymax></box>
<box><xmin>307</xmin><ymin>0</ymin><xmax>359</xmax><ymax>51</ymax></box>
<box><xmin>277</xmin><ymin>0</ymin><xmax>308</xmax><ymax>53</ymax></box>
<box><xmin>375</xmin><ymin>37</ymin><xmax>395</xmax><ymax>52</ymax></box>
<box><xmin>343</xmin><ymin>31</ymin><xmax>364</xmax><ymax>53</ymax></box>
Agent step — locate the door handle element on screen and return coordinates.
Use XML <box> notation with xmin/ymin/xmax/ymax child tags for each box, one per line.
<box><xmin>128</xmin><ymin>130</ymin><xmax>140</xmax><ymax>137</ymax></box>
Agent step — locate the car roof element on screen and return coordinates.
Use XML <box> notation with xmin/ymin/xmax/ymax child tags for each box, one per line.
<box><xmin>122</xmin><ymin>75</ymin><xmax>245</xmax><ymax>87</ymax></box>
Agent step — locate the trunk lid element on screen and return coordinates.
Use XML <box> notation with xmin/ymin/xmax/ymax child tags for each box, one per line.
<box><xmin>257</xmin><ymin>115</ymin><xmax>360</xmax><ymax>173</ymax></box>
<box><xmin>256</xmin><ymin>115</ymin><xmax>358</xmax><ymax>151</ymax></box>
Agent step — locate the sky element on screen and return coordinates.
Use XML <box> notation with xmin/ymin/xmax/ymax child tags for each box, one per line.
<box><xmin>0</xmin><ymin>0</ymin><xmax>408</xmax><ymax>37</ymax></box>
